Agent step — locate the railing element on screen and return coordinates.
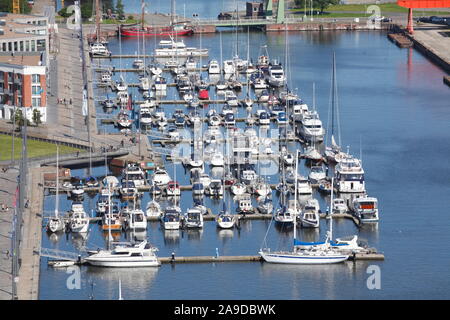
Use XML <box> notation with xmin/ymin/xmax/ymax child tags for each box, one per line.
<box><xmin>40</xmin><ymin>247</ymin><xmax>86</xmax><ymax>261</ymax></box>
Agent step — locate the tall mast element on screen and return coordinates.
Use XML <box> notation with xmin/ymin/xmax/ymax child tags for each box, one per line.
<box><xmin>331</xmin><ymin>52</ymin><xmax>336</xmax><ymax>142</ymax></box>
<box><xmin>329</xmin><ymin>177</ymin><xmax>334</xmax><ymax>242</ymax></box>
<box><xmin>141</xmin><ymin>0</ymin><xmax>145</xmax><ymax>30</ymax></box>
<box><xmin>55</xmin><ymin>145</ymin><xmax>59</xmax><ymax>218</ymax></box>
<box><xmin>293</xmin><ymin>149</ymin><xmax>299</xmax><ymax>240</ymax></box>
<box><xmin>95</xmin><ymin>0</ymin><xmax>101</xmax><ymax>42</ymax></box>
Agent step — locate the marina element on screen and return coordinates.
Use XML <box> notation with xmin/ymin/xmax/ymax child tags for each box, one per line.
<box><xmin>1</xmin><ymin>0</ymin><xmax>450</xmax><ymax>302</ymax></box>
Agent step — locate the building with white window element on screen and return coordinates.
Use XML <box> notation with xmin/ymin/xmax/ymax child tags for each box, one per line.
<box><xmin>0</xmin><ymin>52</ymin><xmax>47</xmax><ymax>123</ymax></box>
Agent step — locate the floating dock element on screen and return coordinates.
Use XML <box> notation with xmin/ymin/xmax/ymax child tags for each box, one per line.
<box><xmin>387</xmin><ymin>32</ymin><xmax>413</xmax><ymax>48</ymax></box>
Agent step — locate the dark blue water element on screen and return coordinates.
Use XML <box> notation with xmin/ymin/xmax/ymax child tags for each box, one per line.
<box><xmin>39</xmin><ymin>28</ymin><xmax>450</xmax><ymax>300</ymax></box>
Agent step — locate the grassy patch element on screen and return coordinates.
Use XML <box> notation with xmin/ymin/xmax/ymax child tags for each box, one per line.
<box><xmin>0</xmin><ymin>134</ymin><xmax>83</xmax><ymax>161</ymax></box>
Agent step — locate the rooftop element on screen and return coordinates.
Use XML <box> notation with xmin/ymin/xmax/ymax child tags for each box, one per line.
<box><xmin>0</xmin><ymin>52</ymin><xmax>43</xmax><ymax>66</ymax></box>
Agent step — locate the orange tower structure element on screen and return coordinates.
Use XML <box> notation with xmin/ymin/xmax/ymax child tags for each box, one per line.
<box><xmin>397</xmin><ymin>0</ymin><xmax>450</xmax><ymax>34</ymax></box>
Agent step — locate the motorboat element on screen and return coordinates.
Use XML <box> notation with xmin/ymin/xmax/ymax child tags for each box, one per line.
<box><xmin>133</xmin><ymin>58</ymin><xmax>145</xmax><ymax>69</ymax></box>
<box><xmin>165</xmin><ymin>181</ymin><xmax>181</xmax><ymax>196</ymax></box>
<box><xmin>182</xmin><ymin>208</ymin><xmax>204</xmax><ymax>229</ymax></box>
<box><xmin>231</xmin><ymin>182</ymin><xmax>246</xmax><ymax>196</ymax></box>
<box><xmin>123</xmin><ymin>208</ymin><xmax>147</xmax><ymax>230</ymax></box>
<box><xmin>102</xmin><ymin>212</ymin><xmax>122</xmax><ymax>231</ymax></box>
<box><xmin>300</xmin><ymin>199</ymin><xmax>320</xmax><ymax>228</ymax></box>
<box><xmin>68</xmin><ymin>202</ymin><xmax>89</xmax><ymax>233</ymax></box>
<box><xmin>309</xmin><ymin>165</ymin><xmax>326</xmax><ymax>184</ymax></box>
<box><xmin>206</xmin><ymin>179</ymin><xmax>224</xmax><ymax>197</ymax></box>
<box><xmin>332</xmin><ymin>197</ymin><xmax>348</xmax><ymax>214</ymax></box>
<box><xmin>96</xmin><ymin>195</ymin><xmax>109</xmax><ymax>215</ymax></box>
<box><xmin>299</xmin><ymin>112</ymin><xmax>325</xmax><ymax>142</ymax></box>
<box><xmin>152</xmin><ymin>169</ymin><xmax>172</xmax><ymax>186</ymax></box>
<box><xmin>257</xmin><ymin>110</ymin><xmax>270</xmax><ymax>125</ymax></box>
<box><xmin>237</xmin><ymin>194</ymin><xmax>253</xmax><ymax>214</ymax></box>
<box><xmin>258</xmin><ymin>90</ymin><xmax>270</xmax><ymax>103</ymax></box>
<box><xmin>224</xmin><ymin>113</ymin><xmax>236</xmax><ymax>126</ymax></box>
<box><xmin>103</xmin><ymin>176</ymin><xmax>119</xmax><ymax>189</ymax></box>
<box><xmin>352</xmin><ymin>196</ymin><xmax>379</xmax><ymax>222</ymax></box>
<box><xmin>274</xmin><ymin>206</ymin><xmax>295</xmax><ymax>224</ymax></box>
<box><xmin>223</xmin><ymin>60</ymin><xmax>235</xmax><ymax>74</ymax></box>
<box><xmin>225</xmin><ymin>90</ymin><xmax>239</xmax><ymax>107</ymax></box>
<box><xmin>90</xmin><ymin>42</ymin><xmax>111</xmax><ymax>56</ymax></box>
<box><xmin>154</xmin><ymin>38</ymin><xmax>187</xmax><ymax>56</ymax></box>
<box><xmin>216</xmin><ymin>213</ymin><xmax>236</xmax><ymax>229</ymax></box>
<box><xmin>100</xmin><ymin>72</ymin><xmax>112</xmax><ymax>84</ymax></box>
<box><xmin>296</xmin><ymin>176</ymin><xmax>313</xmax><ymax>195</ymax></box>
<box><xmin>117</xmin><ymin>111</ymin><xmax>133</xmax><ymax>128</ymax></box>
<box><xmin>160</xmin><ymin>206</ymin><xmax>182</xmax><ymax>230</ymax></box>
<box><xmin>146</xmin><ymin>200</ymin><xmax>162</xmax><ymax>218</ymax></box>
<box><xmin>153</xmin><ymin>76</ymin><xmax>167</xmax><ymax>91</ymax></box>
<box><xmin>84</xmin><ymin>240</ymin><xmax>160</xmax><ymax>267</ymax></box>
<box><xmin>210</xmin><ymin>153</ymin><xmax>225</xmax><ymax>167</ymax></box>
<box><xmin>123</xmin><ymin>163</ymin><xmax>147</xmax><ymax>187</ymax></box>
<box><xmin>267</xmin><ymin>62</ymin><xmax>286</xmax><ymax>87</ymax></box>
<box><xmin>140</xmin><ymin>107</ymin><xmax>152</xmax><ymax>126</ymax></box>
<box><xmin>119</xmin><ymin>181</ymin><xmax>140</xmax><ymax>201</ymax></box>
<box><xmin>208</xmin><ymin>59</ymin><xmax>221</xmax><ymax>74</ymax></box>
<box><xmin>334</xmin><ymin>155</ymin><xmax>366</xmax><ymax>193</ymax></box>
<box><xmin>241</xmin><ymin>170</ymin><xmax>258</xmax><ymax>185</ymax></box>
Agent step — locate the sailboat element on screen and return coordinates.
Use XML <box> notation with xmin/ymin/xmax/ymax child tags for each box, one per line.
<box><xmin>47</xmin><ymin>145</ymin><xmax>65</xmax><ymax>233</ymax></box>
<box><xmin>325</xmin><ymin>52</ymin><xmax>347</xmax><ymax>164</ymax></box>
<box><xmin>259</xmin><ymin>151</ymin><xmax>349</xmax><ymax>264</ymax></box>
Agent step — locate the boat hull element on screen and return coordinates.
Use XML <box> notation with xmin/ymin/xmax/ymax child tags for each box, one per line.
<box><xmin>84</xmin><ymin>257</ymin><xmax>160</xmax><ymax>267</ymax></box>
<box><xmin>259</xmin><ymin>251</ymin><xmax>348</xmax><ymax>264</ymax></box>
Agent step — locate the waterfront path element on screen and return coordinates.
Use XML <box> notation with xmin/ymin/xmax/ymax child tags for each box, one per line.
<box><xmin>0</xmin><ymin>168</ymin><xmax>18</xmax><ymax>300</ymax></box>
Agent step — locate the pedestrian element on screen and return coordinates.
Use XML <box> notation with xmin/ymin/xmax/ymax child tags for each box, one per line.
<box><xmin>63</xmin><ymin>98</ymin><xmax>66</xmax><ymax>104</ymax></box>
<box><xmin>121</xmin><ymin>140</ymin><xmax>124</xmax><ymax>147</ymax></box>
<box><xmin>69</xmin><ymin>98</ymin><xmax>72</xmax><ymax>105</ymax></box>
<box><xmin>77</xmin><ymin>151</ymin><xmax>79</xmax><ymax>157</ymax></box>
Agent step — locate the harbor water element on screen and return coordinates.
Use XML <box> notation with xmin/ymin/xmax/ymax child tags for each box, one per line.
<box><xmin>39</xmin><ymin>29</ymin><xmax>450</xmax><ymax>299</ymax></box>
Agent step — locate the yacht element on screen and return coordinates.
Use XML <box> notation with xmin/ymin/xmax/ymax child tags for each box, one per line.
<box><xmin>332</xmin><ymin>198</ymin><xmax>348</xmax><ymax>214</ymax></box>
<box><xmin>117</xmin><ymin>111</ymin><xmax>133</xmax><ymax>128</ymax></box>
<box><xmin>335</xmin><ymin>155</ymin><xmax>365</xmax><ymax>193</ymax></box>
<box><xmin>274</xmin><ymin>206</ymin><xmax>295</xmax><ymax>224</ymax></box>
<box><xmin>123</xmin><ymin>208</ymin><xmax>147</xmax><ymax>230</ymax></box>
<box><xmin>100</xmin><ymin>72</ymin><xmax>112</xmax><ymax>84</ymax></box>
<box><xmin>231</xmin><ymin>182</ymin><xmax>247</xmax><ymax>196</ymax></box>
<box><xmin>153</xmin><ymin>76</ymin><xmax>167</xmax><ymax>91</ymax></box>
<box><xmin>154</xmin><ymin>38</ymin><xmax>187</xmax><ymax>56</ymax></box>
<box><xmin>140</xmin><ymin>107</ymin><xmax>152</xmax><ymax>126</ymax></box>
<box><xmin>90</xmin><ymin>42</ymin><xmax>110</xmax><ymax>56</ymax></box>
<box><xmin>161</xmin><ymin>206</ymin><xmax>182</xmax><ymax>230</ymax></box>
<box><xmin>206</xmin><ymin>179</ymin><xmax>224</xmax><ymax>197</ymax></box>
<box><xmin>165</xmin><ymin>181</ymin><xmax>181</xmax><ymax>197</ymax></box>
<box><xmin>225</xmin><ymin>90</ymin><xmax>239</xmax><ymax>107</ymax></box>
<box><xmin>237</xmin><ymin>195</ymin><xmax>254</xmax><ymax>214</ymax></box>
<box><xmin>102</xmin><ymin>211</ymin><xmax>122</xmax><ymax>231</ymax></box>
<box><xmin>254</xmin><ymin>181</ymin><xmax>272</xmax><ymax>197</ymax></box>
<box><xmin>241</xmin><ymin>170</ymin><xmax>258</xmax><ymax>185</ymax></box>
<box><xmin>123</xmin><ymin>163</ymin><xmax>147</xmax><ymax>187</ymax></box>
<box><xmin>352</xmin><ymin>196</ymin><xmax>379</xmax><ymax>222</ymax></box>
<box><xmin>267</xmin><ymin>63</ymin><xmax>286</xmax><ymax>87</ymax></box>
<box><xmin>96</xmin><ymin>195</ymin><xmax>109</xmax><ymax>215</ymax></box>
<box><xmin>182</xmin><ymin>208</ymin><xmax>204</xmax><ymax>229</ymax></box>
<box><xmin>133</xmin><ymin>58</ymin><xmax>145</xmax><ymax>69</ymax></box>
<box><xmin>146</xmin><ymin>200</ymin><xmax>162</xmax><ymax>218</ymax></box>
<box><xmin>257</xmin><ymin>110</ymin><xmax>270</xmax><ymax>125</ymax></box>
<box><xmin>309</xmin><ymin>165</ymin><xmax>326</xmax><ymax>184</ymax></box>
<box><xmin>299</xmin><ymin>112</ymin><xmax>325</xmax><ymax>142</ymax></box>
<box><xmin>192</xmin><ymin>182</ymin><xmax>205</xmax><ymax>196</ymax></box>
<box><xmin>152</xmin><ymin>169</ymin><xmax>172</xmax><ymax>186</ymax></box>
<box><xmin>208</xmin><ymin>59</ymin><xmax>221</xmax><ymax>74</ymax></box>
<box><xmin>223</xmin><ymin>60</ymin><xmax>235</xmax><ymax>74</ymax></box>
<box><xmin>68</xmin><ymin>202</ymin><xmax>89</xmax><ymax>233</ymax></box>
<box><xmin>296</xmin><ymin>176</ymin><xmax>313</xmax><ymax>195</ymax></box>
<box><xmin>84</xmin><ymin>240</ymin><xmax>160</xmax><ymax>267</ymax></box>
<box><xmin>300</xmin><ymin>199</ymin><xmax>320</xmax><ymax>228</ymax></box>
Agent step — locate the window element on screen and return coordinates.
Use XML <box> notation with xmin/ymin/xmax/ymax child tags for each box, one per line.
<box><xmin>25</xmin><ymin>41</ymin><xmax>29</xmax><ymax>51</ymax></box>
<box><xmin>31</xmin><ymin>41</ymin><xmax>35</xmax><ymax>51</ymax></box>
<box><xmin>1</xmin><ymin>43</ymin><xmax>5</xmax><ymax>51</ymax></box>
<box><xmin>32</xmin><ymin>74</ymin><xmax>40</xmax><ymax>84</ymax></box>
<box><xmin>19</xmin><ymin>41</ymin><xmax>24</xmax><ymax>51</ymax></box>
<box><xmin>32</xmin><ymin>85</ymin><xmax>41</xmax><ymax>95</ymax></box>
<box><xmin>32</xmin><ymin>97</ymin><xmax>41</xmax><ymax>107</ymax></box>
<box><xmin>14</xmin><ymin>42</ymin><xmax>18</xmax><ymax>51</ymax></box>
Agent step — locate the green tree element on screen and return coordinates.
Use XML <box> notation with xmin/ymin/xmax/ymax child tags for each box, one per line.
<box><xmin>294</xmin><ymin>0</ymin><xmax>339</xmax><ymax>14</ymax></box>
<box><xmin>32</xmin><ymin>109</ymin><xmax>42</xmax><ymax>126</ymax></box>
<box><xmin>12</xmin><ymin>109</ymin><xmax>30</xmax><ymax>130</ymax></box>
<box><xmin>115</xmin><ymin>0</ymin><xmax>125</xmax><ymax>19</ymax></box>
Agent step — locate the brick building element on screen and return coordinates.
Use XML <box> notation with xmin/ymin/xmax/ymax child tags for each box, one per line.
<box><xmin>0</xmin><ymin>52</ymin><xmax>47</xmax><ymax>122</ymax></box>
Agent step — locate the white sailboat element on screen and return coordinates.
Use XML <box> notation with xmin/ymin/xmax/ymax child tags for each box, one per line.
<box><xmin>47</xmin><ymin>145</ymin><xmax>65</xmax><ymax>233</ymax></box>
<box><xmin>259</xmin><ymin>151</ymin><xmax>349</xmax><ymax>264</ymax></box>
